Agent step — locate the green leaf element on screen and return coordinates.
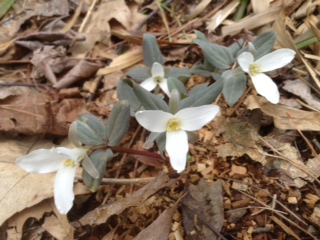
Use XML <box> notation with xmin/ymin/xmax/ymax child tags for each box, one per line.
<box><xmin>190</xmin><ymin>62</ymin><xmax>212</xmax><ymax>77</ymax></box>
<box><xmin>194</xmin><ymin>39</ymin><xmax>234</xmax><ymax>70</ymax></box>
<box><xmin>143</xmin><ymin>33</ymin><xmax>164</xmax><ymax>68</ymax></box>
<box><xmin>0</xmin><ymin>0</ymin><xmax>15</xmax><ymax>19</ymax></box>
<box><xmin>165</xmin><ymin>67</ymin><xmax>191</xmax><ymax>80</ymax></box>
<box><xmin>228</xmin><ymin>39</ymin><xmax>244</xmax><ymax>57</ymax></box>
<box><xmin>167</xmin><ymin>76</ymin><xmax>188</xmax><ymax>96</ymax></box>
<box><xmin>253</xmin><ymin>31</ymin><xmax>276</xmax><ymax>59</ymax></box>
<box><xmin>77</xmin><ymin>114</ymin><xmax>106</xmax><ymax>146</ymax></box>
<box><xmin>189</xmin><ymin>82</ymin><xmax>209</xmax><ymax>95</ymax></box>
<box><xmin>236</xmin><ymin>31</ymin><xmax>276</xmax><ymax>59</ymax></box>
<box><xmin>133</xmin><ymin>83</ymin><xmax>169</xmax><ymax>112</ymax></box>
<box><xmin>179</xmin><ymin>79</ymin><xmax>223</xmax><ymax>109</ymax></box>
<box><xmin>222</xmin><ymin>70</ymin><xmax>247</xmax><ymax>106</ymax></box>
<box><xmin>106</xmin><ymin>101</ymin><xmax>131</xmax><ymax>146</ymax></box>
<box><xmin>126</xmin><ymin>67</ymin><xmax>151</xmax><ymax>82</ymax></box>
<box><xmin>117</xmin><ymin>79</ymin><xmax>141</xmax><ymax>115</ymax></box>
<box><xmin>82</xmin><ymin>149</ymin><xmax>113</xmax><ymax>192</ymax></box>
<box><xmin>194</xmin><ymin>30</ymin><xmax>208</xmax><ymax>42</ymax></box>
<box><xmin>155</xmin><ymin>132</ymin><xmax>166</xmax><ymax>159</ymax></box>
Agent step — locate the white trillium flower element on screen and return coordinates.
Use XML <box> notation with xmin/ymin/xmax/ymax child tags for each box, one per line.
<box><xmin>237</xmin><ymin>49</ymin><xmax>296</xmax><ymax>104</ymax></box>
<box><xmin>140</xmin><ymin>62</ymin><xmax>171</xmax><ymax>97</ymax></box>
<box><xmin>135</xmin><ymin>105</ymin><xmax>220</xmax><ymax>172</ymax></box>
<box><xmin>16</xmin><ymin>147</ymin><xmax>87</xmax><ymax>214</ymax></box>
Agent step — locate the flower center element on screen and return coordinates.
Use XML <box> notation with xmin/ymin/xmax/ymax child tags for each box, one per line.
<box><xmin>167</xmin><ymin>118</ymin><xmax>181</xmax><ymax>132</ymax></box>
<box><xmin>249</xmin><ymin>63</ymin><xmax>261</xmax><ymax>76</ymax></box>
<box><xmin>154</xmin><ymin>76</ymin><xmax>163</xmax><ymax>83</ymax></box>
<box><xmin>63</xmin><ymin>159</ymin><xmax>76</xmax><ymax>168</ymax></box>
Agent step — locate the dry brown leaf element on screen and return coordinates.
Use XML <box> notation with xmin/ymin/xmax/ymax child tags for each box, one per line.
<box><xmin>0</xmin><ymin>87</ymin><xmax>85</xmax><ymax>136</ymax></box>
<box><xmin>182</xmin><ymin>179</ymin><xmax>224</xmax><ymax>240</ymax></box>
<box><xmin>97</xmin><ymin>48</ymin><xmax>143</xmax><ymax>76</ymax></box>
<box><xmin>0</xmin><ymin>0</ymin><xmax>70</xmax><ymax>44</ymax></box>
<box><xmin>244</xmin><ymin>95</ymin><xmax>320</xmax><ymax>131</ymax></box>
<box><xmin>134</xmin><ymin>204</ymin><xmax>177</xmax><ymax>240</ymax></box>
<box><xmin>186</xmin><ymin>0</ymin><xmax>213</xmax><ymax>20</ymax></box>
<box><xmin>283</xmin><ymin>79</ymin><xmax>320</xmax><ymax>111</ymax></box>
<box><xmin>72</xmin><ymin>0</ymin><xmax>146</xmax><ymax>56</ymax></box>
<box><xmin>79</xmin><ymin>172</ymin><xmax>176</xmax><ymax>225</ymax></box>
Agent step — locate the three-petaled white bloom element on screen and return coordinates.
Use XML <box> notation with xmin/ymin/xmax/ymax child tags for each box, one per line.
<box><xmin>16</xmin><ymin>147</ymin><xmax>87</xmax><ymax>214</ymax></box>
<box><xmin>135</xmin><ymin>105</ymin><xmax>220</xmax><ymax>172</ymax></box>
<box><xmin>140</xmin><ymin>62</ymin><xmax>171</xmax><ymax>97</ymax></box>
<box><xmin>237</xmin><ymin>49</ymin><xmax>295</xmax><ymax>104</ymax></box>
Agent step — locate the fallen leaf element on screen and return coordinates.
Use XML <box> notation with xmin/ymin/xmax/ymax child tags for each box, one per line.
<box><xmin>134</xmin><ymin>204</ymin><xmax>177</xmax><ymax>240</ymax></box>
<box><xmin>283</xmin><ymin>79</ymin><xmax>320</xmax><ymax>111</ymax></box>
<box><xmin>244</xmin><ymin>95</ymin><xmax>320</xmax><ymax>131</ymax></box>
<box><xmin>182</xmin><ymin>179</ymin><xmax>224</xmax><ymax>240</ymax></box>
<box><xmin>79</xmin><ymin>171</ymin><xmax>176</xmax><ymax>225</ymax></box>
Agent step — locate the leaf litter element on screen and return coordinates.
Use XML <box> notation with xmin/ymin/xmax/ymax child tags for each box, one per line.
<box><xmin>1</xmin><ymin>0</ymin><xmax>320</xmax><ymax>239</ymax></box>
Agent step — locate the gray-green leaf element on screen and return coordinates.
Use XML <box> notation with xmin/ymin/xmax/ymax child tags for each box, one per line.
<box><xmin>143</xmin><ymin>33</ymin><xmax>164</xmax><ymax>68</ymax></box>
<box><xmin>77</xmin><ymin>114</ymin><xmax>106</xmax><ymax>146</ymax></box>
<box><xmin>126</xmin><ymin>67</ymin><xmax>151</xmax><ymax>82</ymax></box>
<box><xmin>133</xmin><ymin>83</ymin><xmax>169</xmax><ymax>112</ymax></box>
<box><xmin>222</xmin><ymin>70</ymin><xmax>247</xmax><ymax>106</ymax></box>
<box><xmin>194</xmin><ymin>39</ymin><xmax>234</xmax><ymax>70</ymax></box>
<box><xmin>106</xmin><ymin>101</ymin><xmax>131</xmax><ymax>146</ymax></box>
<box><xmin>117</xmin><ymin>79</ymin><xmax>141</xmax><ymax>115</ymax></box>
<box><xmin>82</xmin><ymin>149</ymin><xmax>113</xmax><ymax>192</ymax></box>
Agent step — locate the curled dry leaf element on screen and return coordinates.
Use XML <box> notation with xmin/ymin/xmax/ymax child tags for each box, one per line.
<box><xmin>283</xmin><ymin>79</ymin><xmax>320</xmax><ymax>111</ymax></box>
<box><xmin>244</xmin><ymin>95</ymin><xmax>320</xmax><ymax>131</ymax></box>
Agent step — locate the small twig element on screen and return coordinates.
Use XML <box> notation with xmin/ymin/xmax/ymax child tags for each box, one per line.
<box><xmin>100</xmin><ymin>177</ymin><xmax>155</xmax><ymax>185</ymax></box>
<box><xmin>78</xmin><ymin>0</ymin><xmax>98</xmax><ymax>33</ymax></box>
<box><xmin>156</xmin><ymin>0</ymin><xmax>172</xmax><ymax>42</ymax></box>
<box><xmin>0</xmin><ymin>82</ymin><xmax>52</xmax><ymax>87</ymax></box>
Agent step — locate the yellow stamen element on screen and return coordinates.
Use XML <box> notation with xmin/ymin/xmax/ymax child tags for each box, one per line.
<box><xmin>249</xmin><ymin>63</ymin><xmax>261</xmax><ymax>76</ymax></box>
<box><xmin>154</xmin><ymin>76</ymin><xmax>163</xmax><ymax>83</ymax></box>
<box><xmin>63</xmin><ymin>159</ymin><xmax>76</xmax><ymax>168</ymax></box>
<box><xmin>167</xmin><ymin>118</ymin><xmax>181</xmax><ymax>132</ymax></box>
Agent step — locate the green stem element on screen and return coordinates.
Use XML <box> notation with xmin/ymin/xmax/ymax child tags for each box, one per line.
<box><xmin>295</xmin><ymin>36</ymin><xmax>318</xmax><ymax>49</ymax></box>
<box><xmin>233</xmin><ymin>0</ymin><xmax>249</xmax><ymax>21</ymax></box>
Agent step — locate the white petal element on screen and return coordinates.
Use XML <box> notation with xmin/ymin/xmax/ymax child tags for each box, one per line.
<box><xmin>237</xmin><ymin>52</ymin><xmax>254</xmax><ymax>73</ymax></box>
<box><xmin>166</xmin><ymin>130</ymin><xmax>188</xmax><ymax>172</ymax></box>
<box><xmin>16</xmin><ymin>148</ymin><xmax>64</xmax><ymax>173</ymax></box>
<box><xmin>251</xmin><ymin>73</ymin><xmax>280</xmax><ymax>104</ymax></box>
<box><xmin>145</xmin><ymin>132</ymin><xmax>161</xmax><ymax>148</ymax></box>
<box><xmin>151</xmin><ymin>62</ymin><xmax>165</xmax><ymax>77</ymax></box>
<box><xmin>255</xmin><ymin>49</ymin><xmax>295</xmax><ymax>72</ymax></box>
<box><xmin>55</xmin><ymin>147</ymin><xmax>87</xmax><ymax>162</ymax></box>
<box><xmin>140</xmin><ymin>77</ymin><xmax>157</xmax><ymax>91</ymax></box>
<box><xmin>158</xmin><ymin>78</ymin><xmax>171</xmax><ymax>97</ymax></box>
<box><xmin>175</xmin><ymin>105</ymin><xmax>220</xmax><ymax>131</ymax></box>
<box><xmin>135</xmin><ymin>110</ymin><xmax>172</xmax><ymax>132</ymax></box>
<box><xmin>54</xmin><ymin>165</ymin><xmax>77</xmax><ymax>214</ymax></box>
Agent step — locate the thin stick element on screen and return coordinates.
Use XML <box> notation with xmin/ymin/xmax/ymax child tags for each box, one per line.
<box><xmin>100</xmin><ymin>177</ymin><xmax>155</xmax><ymax>184</ymax></box>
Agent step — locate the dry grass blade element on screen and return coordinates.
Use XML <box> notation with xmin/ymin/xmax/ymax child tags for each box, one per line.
<box><xmin>186</xmin><ymin>0</ymin><xmax>213</xmax><ymax>20</ymax></box>
<box><xmin>222</xmin><ymin>6</ymin><xmax>281</xmax><ymax>36</ymax></box>
<box><xmin>269</xmin><ymin>216</ymin><xmax>302</xmax><ymax>240</ymax></box>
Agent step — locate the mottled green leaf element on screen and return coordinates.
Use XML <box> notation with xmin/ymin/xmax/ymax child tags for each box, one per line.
<box><xmin>106</xmin><ymin>101</ymin><xmax>131</xmax><ymax>146</ymax></box>
<box><xmin>194</xmin><ymin>30</ymin><xmax>208</xmax><ymax>42</ymax></box>
<box><xmin>143</xmin><ymin>33</ymin><xmax>164</xmax><ymax>68</ymax></box>
<box><xmin>165</xmin><ymin>67</ymin><xmax>191</xmax><ymax>80</ymax></box>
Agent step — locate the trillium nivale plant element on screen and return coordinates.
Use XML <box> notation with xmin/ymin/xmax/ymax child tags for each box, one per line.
<box><xmin>237</xmin><ymin>49</ymin><xmax>296</xmax><ymax>104</ymax></box>
<box><xmin>135</xmin><ymin>103</ymin><xmax>220</xmax><ymax>173</ymax></box>
<box><xmin>140</xmin><ymin>62</ymin><xmax>171</xmax><ymax>97</ymax></box>
<box><xmin>15</xmin><ymin>122</ymin><xmax>99</xmax><ymax>215</ymax></box>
